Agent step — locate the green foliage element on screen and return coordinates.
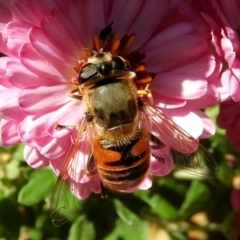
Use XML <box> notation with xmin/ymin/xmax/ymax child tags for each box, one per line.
<box><xmin>0</xmin><ymin>108</ymin><xmax>239</xmax><ymax>240</ymax></box>
<box><xmin>18</xmin><ymin>168</ymin><xmax>55</xmax><ymax>206</ymax></box>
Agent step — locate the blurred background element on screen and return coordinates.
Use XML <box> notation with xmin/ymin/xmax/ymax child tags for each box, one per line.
<box><xmin>0</xmin><ymin>106</ymin><xmax>239</xmax><ymax>240</ymax></box>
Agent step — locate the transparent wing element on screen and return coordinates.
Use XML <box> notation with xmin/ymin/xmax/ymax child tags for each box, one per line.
<box><xmin>142</xmin><ymin>103</ymin><xmax>219</xmax><ymax>178</ymax></box>
<box><xmin>50</xmin><ymin>118</ymin><xmax>90</xmax><ymax>227</ymax></box>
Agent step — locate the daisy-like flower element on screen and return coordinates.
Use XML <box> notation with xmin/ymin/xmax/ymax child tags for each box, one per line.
<box><xmin>217</xmin><ymin>100</ymin><xmax>240</xmax><ymax>149</ymax></box>
<box><xmin>0</xmin><ymin>0</ymin><xmax>222</xmax><ymax>200</ymax></box>
<box><xmin>200</xmin><ymin>0</ymin><xmax>240</xmax><ymax>149</ymax></box>
<box><xmin>200</xmin><ymin>0</ymin><xmax>240</xmax><ymax>102</ymax></box>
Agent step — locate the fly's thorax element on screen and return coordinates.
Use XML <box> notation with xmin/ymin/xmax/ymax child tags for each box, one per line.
<box><xmin>103</xmin><ymin>122</ymin><xmax>136</xmax><ymax>138</ymax></box>
<box><xmin>91</xmin><ymin>110</ymin><xmax>145</xmax><ymax>151</ymax></box>
<box><xmin>84</xmin><ymin>78</ymin><xmax>138</xmax><ymax>133</ymax></box>
<box><xmin>87</xmin><ymin>51</ymin><xmax>112</xmax><ymax>64</ymax></box>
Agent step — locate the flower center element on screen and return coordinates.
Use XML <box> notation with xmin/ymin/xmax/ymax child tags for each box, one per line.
<box><xmin>71</xmin><ymin>23</ymin><xmax>155</xmax><ymax>101</ymax></box>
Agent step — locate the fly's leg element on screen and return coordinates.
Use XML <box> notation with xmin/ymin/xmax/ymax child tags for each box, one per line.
<box><xmin>68</xmin><ymin>89</ymin><xmax>83</xmax><ymax>101</ymax></box>
<box><xmin>86</xmin><ymin>153</ymin><xmax>97</xmax><ymax>176</ymax></box>
<box><xmin>100</xmin><ymin>181</ymin><xmax>108</xmax><ymax>198</ymax></box>
<box><xmin>149</xmin><ymin>133</ymin><xmax>166</xmax><ymax>163</ymax></box>
<box><xmin>55</xmin><ymin>112</ymin><xmax>92</xmax><ymax>131</ymax></box>
<box><xmin>86</xmin><ymin>153</ymin><xmax>108</xmax><ymax>198</ymax></box>
<box><xmin>54</xmin><ymin>123</ymin><xmax>79</xmax><ymax>132</ymax></box>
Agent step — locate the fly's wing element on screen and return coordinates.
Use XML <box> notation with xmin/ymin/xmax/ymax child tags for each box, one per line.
<box><xmin>50</xmin><ymin>118</ymin><xmax>90</xmax><ymax>227</ymax></box>
<box><xmin>142</xmin><ymin>103</ymin><xmax>219</xmax><ymax>178</ymax></box>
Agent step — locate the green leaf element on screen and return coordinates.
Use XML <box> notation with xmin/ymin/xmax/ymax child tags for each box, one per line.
<box><xmin>145</xmin><ymin>177</ymin><xmax>188</xmax><ymax>219</ymax></box>
<box><xmin>18</xmin><ymin>168</ymin><xmax>56</xmax><ymax>205</ymax></box>
<box><xmin>104</xmin><ymin>217</ymin><xmax>149</xmax><ymax>240</ymax></box>
<box><xmin>19</xmin><ymin>226</ymin><xmax>42</xmax><ymax>240</ymax></box>
<box><xmin>12</xmin><ymin>143</ymin><xmax>24</xmax><ymax>161</ymax></box>
<box><xmin>177</xmin><ymin>181</ymin><xmax>211</xmax><ymax>219</ymax></box>
<box><xmin>149</xmin><ymin>193</ymin><xmax>178</xmax><ymax>219</ymax></box>
<box><xmin>113</xmin><ymin>198</ymin><xmax>138</xmax><ymax>224</ymax></box>
<box><xmin>169</xmin><ymin>230</ymin><xmax>187</xmax><ymax>240</ymax></box>
<box><xmin>111</xmin><ymin>192</ymin><xmax>150</xmax><ymax>223</ymax></box>
<box><xmin>204</xmin><ymin>105</ymin><xmax>219</xmax><ymax>125</ymax></box>
<box><xmin>67</xmin><ymin>215</ymin><xmax>95</xmax><ymax>240</ymax></box>
<box><xmin>0</xmin><ymin>198</ymin><xmax>20</xmax><ymax>231</ymax></box>
<box><xmin>5</xmin><ymin>158</ymin><xmax>20</xmax><ymax>179</ymax></box>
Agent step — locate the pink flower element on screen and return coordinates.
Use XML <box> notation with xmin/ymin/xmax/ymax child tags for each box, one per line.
<box><xmin>200</xmin><ymin>0</ymin><xmax>240</xmax><ymax>103</ymax></box>
<box><xmin>0</xmin><ymin>0</ymin><xmax>221</xmax><ymax>199</ymax></box>
<box><xmin>217</xmin><ymin>100</ymin><xmax>240</xmax><ymax>149</ymax></box>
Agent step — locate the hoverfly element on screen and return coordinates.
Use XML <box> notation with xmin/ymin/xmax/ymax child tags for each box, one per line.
<box><xmin>50</xmin><ymin>28</ymin><xmax>218</xmax><ymax>227</ymax></box>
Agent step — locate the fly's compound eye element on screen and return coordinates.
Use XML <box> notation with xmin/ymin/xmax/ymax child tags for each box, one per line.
<box><xmin>98</xmin><ymin>63</ymin><xmax>112</xmax><ymax>76</ymax></box>
<box><xmin>112</xmin><ymin>56</ymin><xmax>130</xmax><ymax>71</ymax></box>
<box><xmin>78</xmin><ymin>63</ymin><xmax>98</xmax><ymax>84</ymax></box>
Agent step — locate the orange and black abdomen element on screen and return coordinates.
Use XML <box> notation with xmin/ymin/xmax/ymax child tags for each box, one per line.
<box><xmin>92</xmin><ymin>129</ymin><xmax>150</xmax><ymax>191</ymax></box>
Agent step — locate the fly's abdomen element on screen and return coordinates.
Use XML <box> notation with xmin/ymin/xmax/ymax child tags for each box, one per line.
<box><xmin>93</xmin><ymin>130</ymin><xmax>150</xmax><ymax>191</ymax></box>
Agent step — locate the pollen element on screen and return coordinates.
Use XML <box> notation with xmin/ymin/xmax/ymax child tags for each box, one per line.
<box><xmin>94</xmin><ymin>36</ymin><xmax>101</xmax><ymax>51</ymax></box>
<box><xmin>120</xmin><ymin>34</ymin><xmax>135</xmax><ymax>56</ymax></box>
<box><xmin>135</xmin><ymin>77</ymin><xmax>152</xmax><ymax>84</ymax></box>
<box><xmin>75</xmin><ymin>23</ymin><xmax>155</xmax><ymax>101</ymax></box>
<box><xmin>135</xmin><ymin>65</ymin><xmax>146</xmax><ymax>72</ymax></box>
<box><xmin>112</xmin><ymin>39</ymin><xmax>121</xmax><ymax>52</ymax></box>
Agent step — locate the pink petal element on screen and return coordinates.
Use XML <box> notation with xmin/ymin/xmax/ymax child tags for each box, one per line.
<box><xmin>11</xmin><ymin>0</ymin><xmax>41</xmax><ymax>26</ymax></box>
<box><xmin>221</xmin><ymin>69</ymin><xmax>240</xmax><ymax>101</ymax></box>
<box><xmin>232</xmin><ymin>67</ymin><xmax>240</xmax><ymax>80</ymax></box>
<box><xmin>107</xmin><ymin>1</ymin><xmax>144</xmax><ymax>38</ymax></box>
<box><xmin>49</xmin><ymin>136</ymin><xmax>88</xmax><ymax>178</ymax></box>
<box><xmin>214</xmin><ymin>1</ymin><xmax>240</xmax><ymax>29</ymax></box>
<box><xmin>50</xmin><ymin>138</ymin><xmax>91</xmax><ymax>185</ymax></box>
<box><xmin>73</xmin><ymin>139</ymin><xmax>91</xmax><ymax>183</ymax></box>
<box><xmin>18</xmin><ymin>84</ymin><xmax>72</xmax><ymax>115</ymax></box>
<box><xmin>87</xmin><ymin>174</ymin><xmax>101</xmax><ymax>193</ymax></box>
<box><xmin>152</xmin><ymin>73</ymin><xmax>207</xmax><ymax>100</ymax></box>
<box><xmin>70</xmin><ymin>180</ymin><xmax>91</xmax><ymax>200</ymax></box>
<box><xmin>29</xmin><ymin>27</ymin><xmax>76</xmax><ymax>66</ymax></box>
<box><xmin>0</xmin><ymin>86</ymin><xmax>26</xmax><ymax>120</ymax></box>
<box><xmin>216</xmin><ymin>86</ymin><xmax>230</xmax><ymax>102</ymax></box>
<box><xmin>53</xmin><ymin>138</ymin><xmax>91</xmax><ymax>183</ymax></box>
<box><xmin>19</xmin><ymin>43</ymin><xmax>75</xmax><ymax>81</ymax></box>
<box><xmin>217</xmin><ymin>100</ymin><xmax>240</xmax><ymax>128</ymax></box>
<box><xmin>171</xmin><ymin>53</ymin><xmax>216</xmax><ymax>79</ymax></box>
<box><xmin>0</xmin><ymin>24</ymin><xmax>14</xmax><ymax>57</ymax></box>
<box><xmin>0</xmin><ymin>57</ymin><xmax>15</xmax><ymax>87</ymax></box>
<box><xmin>221</xmin><ymin>37</ymin><xmax>235</xmax><ymax>68</ymax></box>
<box><xmin>40</xmin><ymin>9</ymin><xmax>83</xmax><ymax>60</ymax></box>
<box><xmin>227</xmin><ymin>120</ymin><xmax>240</xmax><ymax>148</ymax></box>
<box><xmin>18</xmin><ymin>114</ymin><xmax>50</xmax><ymax>145</ymax></box>
<box><xmin>195</xmin><ymin>110</ymin><xmax>216</xmax><ymax>138</ymax></box>
<box><xmin>30</xmin><ymin>0</ymin><xmax>61</xmax><ymax>17</ymax></box>
<box><xmin>152</xmin><ymin>90</ymin><xmax>187</xmax><ymax>109</ymax></box>
<box><xmin>0</xmin><ymin>1</ymin><xmax>12</xmax><ymax>22</ymax></box>
<box><xmin>161</xmin><ymin>108</ymin><xmax>204</xmax><ymax>138</ymax></box>
<box><xmin>0</xmin><ymin>119</ymin><xmax>21</xmax><ymax>146</ymax></box>
<box><xmin>6</xmin><ymin>60</ymin><xmax>53</xmax><ymax>88</ymax></box>
<box><xmin>185</xmin><ymin>84</ymin><xmax>220</xmax><ymax>109</ymax></box>
<box><xmin>150</xmin><ymin>149</ymin><xmax>173</xmax><ymax>176</ymax></box>
<box><xmin>143</xmin><ymin>22</ymin><xmax>195</xmax><ymax>53</ymax></box>
<box><xmin>127</xmin><ymin>0</ymin><xmax>170</xmax><ymax>49</ymax></box>
<box><xmin>146</xmin><ymin>35</ymin><xmax>207</xmax><ymax>72</ymax></box>
<box><xmin>2</xmin><ymin>20</ymin><xmax>31</xmax><ymax>57</ymax></box>
<box><xmin>138</xmin><ymin>176</ymin><xmax>152</xmax><ymax>190</ymax></box>
<box><xmin>38</xmin><ymin>135</ymin><xmax>71</xmax><ymax>159</ymax></box>
<box><xmin>24</xmin><ymin>145</ymin><xmax>49</xmax><ymax>168</ymax></box>
<box><xmin>50</xmin><ymin>154</ymin><xmax>66</xmax><ymax>176</ymax></box>
<box><xmin>67</xmin><ymin>0</ymin><xmax>106</xmax><ymax>48</ymax></box>
<box><xmin>46</xmin><ymin>99</ymin><xmax>84</xmax><ymax>138</ymax></box>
